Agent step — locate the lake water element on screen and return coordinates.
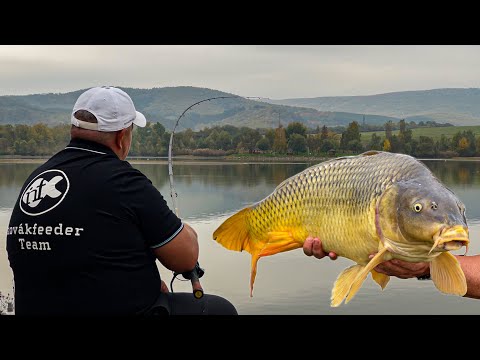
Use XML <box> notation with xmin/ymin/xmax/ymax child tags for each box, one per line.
<box><xmin>1</xmin><ymin>158</ymin><xmax>479</xmax><ymax>315</ymax></box>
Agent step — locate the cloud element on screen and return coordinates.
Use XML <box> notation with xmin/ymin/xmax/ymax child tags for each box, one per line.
<box><xmin>0</xmin><ymin>45</ymin><xmax>479</xmax><ymax>98</ymax></box>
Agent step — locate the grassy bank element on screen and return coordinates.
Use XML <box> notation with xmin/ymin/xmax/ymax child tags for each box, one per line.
<box><xmin>360</xmin><ymin>125</ymin><xmax>480</xmax><ymax>145</ymax></box>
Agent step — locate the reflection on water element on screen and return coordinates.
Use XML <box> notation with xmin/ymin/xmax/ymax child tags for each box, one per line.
<box><xmin>1</xmin><ymin>158</ymin><xmax>480</xmax><ymax>315</ymax></box>
<box><xmin>423</xmin><ymin>160</ymin><xmax>480</xmax><ymax>187</ymax></box>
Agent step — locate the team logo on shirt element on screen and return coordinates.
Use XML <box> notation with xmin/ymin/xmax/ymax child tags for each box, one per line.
<box><xmin>20</xmin><ymin>169</ymin><xmax>70</xmax><ymax>216</ymax></box>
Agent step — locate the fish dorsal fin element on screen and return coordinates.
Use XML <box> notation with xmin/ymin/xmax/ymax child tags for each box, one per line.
<box><xmin>345</xmin><ymin>247</ymin><xmax>389</xmax><ymax>304</ymax></box>
<box><xmin>430</xmin><ymin>252</ymin><xmax>467</xmax><ymax>296</ymax></box>
<box><xmin>360</xmin><ymin>150</ymin><xmax>383</xmax><ymax>156</ymax></box>
<box><xmin>331</xmin><ymin>264</ymin><xmax>363</xmax><ymax>307</ymax></box>
<box><xmin>371</xmin><ymin>270</ymin><xmax>390</xmax><ymax>290</ymax></box>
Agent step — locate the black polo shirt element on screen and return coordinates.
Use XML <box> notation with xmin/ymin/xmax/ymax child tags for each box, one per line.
<box><xmin>6</xmin><ymin>138</ymin><xmax>183</xmax><ymax>316</ymax></box>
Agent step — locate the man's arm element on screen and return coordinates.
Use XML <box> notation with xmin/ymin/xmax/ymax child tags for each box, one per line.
<box><xmin>373</xmin><ymin>254</ymin><xmax>480</xmax><ymax>300</ymax></box>
<box><xmin>153</xmin><ymin>223</ymin><xmax>199</xmax><ymax>274</ymax></box>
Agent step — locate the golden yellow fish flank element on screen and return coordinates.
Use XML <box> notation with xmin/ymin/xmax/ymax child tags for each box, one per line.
<box><xmin>213</xmin><ymin>151</ymin><xmax>469</xmax><ymax>307</ymax></box>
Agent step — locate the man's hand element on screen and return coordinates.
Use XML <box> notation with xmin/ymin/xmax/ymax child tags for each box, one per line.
<box><xmin>303</xmin><ymin>236</ymin><xmax>338</xmax><ymax>260</ymax></box>
<box><xmin>370</xmin><ymin>255</ymin><xmax>430</xmax><ymax>279</ymax></box>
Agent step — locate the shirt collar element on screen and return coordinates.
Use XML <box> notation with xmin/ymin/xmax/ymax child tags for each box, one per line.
<box><xmin>66</xmin><ymin>138</ymin><xmax>117</xmax><ymax>157</ymax></box>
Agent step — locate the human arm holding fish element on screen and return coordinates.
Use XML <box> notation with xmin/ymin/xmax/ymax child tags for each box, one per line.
<box><xmin>373</xmin><ymin>255</ymin><xmax>480</xmax><ymax>299</ymax></box>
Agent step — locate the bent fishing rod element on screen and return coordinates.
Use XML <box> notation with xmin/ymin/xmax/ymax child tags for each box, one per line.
<box><xmin>167</xmin><ymin>95</ymin><xmax>266</xmax><ymax>298</ymax></box>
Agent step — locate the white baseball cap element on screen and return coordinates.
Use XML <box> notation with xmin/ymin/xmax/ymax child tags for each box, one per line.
<box><xmin>71</xmin><ymin>86</ymin><xmax>147</xmax><ymax>131</ymax></box>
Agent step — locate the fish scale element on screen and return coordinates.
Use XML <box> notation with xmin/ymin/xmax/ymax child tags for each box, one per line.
<box><xmin>249</xmin><ymin>154</ymin><xmax>400</xmax><ymax>261</ymax></box>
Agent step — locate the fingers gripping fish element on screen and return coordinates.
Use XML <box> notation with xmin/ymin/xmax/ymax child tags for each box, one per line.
<box><xmin>213</xmin><ymin>151</ymin><xmax>469</xmax><ymax>307</ymax></box>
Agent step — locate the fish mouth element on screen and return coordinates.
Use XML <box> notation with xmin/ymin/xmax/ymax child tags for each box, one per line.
<box><xmin>430</xmin><ymin>225</ymin><xmax>470</xmax><ymax>254</ymax></box>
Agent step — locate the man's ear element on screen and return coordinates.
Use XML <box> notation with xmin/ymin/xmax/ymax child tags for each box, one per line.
<box><xmin>115</xmin><ymin>128</ymin><xmax>128</xmax><ymax>149</ymax></box>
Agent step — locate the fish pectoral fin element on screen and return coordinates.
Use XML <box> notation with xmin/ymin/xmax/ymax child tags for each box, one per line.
<box><xmin>247</xmin><ymin>230</ymin><xmax>304</xmax><ymax>298</ymax></box>
<box><xmin>345</xmin><ymin>247</ymin><xmax>389</xmax><ymax>304</ymax></box>
<box><xmin>331</xmin><ymin>264</ymin><xmax>363</xmax><ymax>307</ymax></box>
<box><xmin>246</xmin><ymin>229</ymin><xmax>305</xmax><ymax>297</ymax></box>
<box><xmin>371</xmin><ymin>270</ymin><xmax>390</xmax><ymax>290</ymax></box>
<box><xmin>430</xmin><ymin>252</ymin><xmax>467</xmax><ymax>296</ymax></box>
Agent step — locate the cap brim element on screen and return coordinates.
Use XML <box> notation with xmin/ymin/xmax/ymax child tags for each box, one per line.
<box><xmin>133</xmin><ymin>111</ymin><xmax>147</xmax><ymax>128</ymax></box>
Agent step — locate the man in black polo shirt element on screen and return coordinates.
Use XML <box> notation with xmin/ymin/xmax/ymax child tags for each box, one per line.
<box><xmin>6</xmin><ymin>86</ymin><xmax>237</xmax><ymax>316</ymax></box>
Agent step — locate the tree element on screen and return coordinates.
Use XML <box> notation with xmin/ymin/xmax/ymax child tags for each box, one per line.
<box><xmin>237</xmin><ymin>127</ymin><xmax>261</xmax><ymax>153</ymax></box>
<box><xmin>288</xmin><ymin>134</ymin><xmax>307</xmax><ymax>154</ymax></box>
<box><xmin>205</xmin><ymin>129</ymin><xmax>220</xmax><ymax>149</ymax></box>
<box><xmin>273</xmin><ymin>126</ymin><xmax>287</xmax><ymax>154</ymax></box>
<box><xmin>384</xmin><ymin>120</ymin><xmax>393</xmax><ymax>141</ymax></box>
<box><xmin>307</xmin><ymin>133</ymin><xmax>322</xmax><ymax>155</ymax></box>
<box><xmin>320</xmin><ymin>125</ymin><xmax>329</xmax><ymax>140</ymax></box>
<box><xmin>368</xmin><ymin>133</ymin><xmax>382</xmax><ymax>150</ymax></box>
<box><xmin>256</xmin><ymin>137</ymin><xmax>270</xmax><ymax>151</ymax></box>
<box><xmin>217</xmin><ymin>130</ymin><xmax>233</xmax><ymax>150</ymax></box>
<box><xmin>286</xmin><ymin>122</ymin><xmax>307</xmax><ymax>139</ymax></box>
<box><xmin>383</xmin><ymin>139</ymin><xmax>391</xmax><ymax>152</ymax></box>
<box><xmin>438</xmin><ymin>134</ymin><xmax>450</xmax><ymax>152</ymax></box>
<box><xmin>453</xmin><ymin>130</ymin><xmax>476</xmax><ymax>156</ymax></box>
<box><xmin>340</xmin><ymin>121</ymin><xmax>361</xmax><ymax>150</ymax></box>
<box><xmin>415</xmin><ymin>136</ymin><xmax>436</xmax><ymax>157</ymax></box>
<box><xmin>265</xmin><ymin>129</ymin><xmax>275</xmax><ymax>148</ymax></box>
<box><xmin>320</xmin><ymin>140</ymin><xmax>335</xmax><ymax>153</ymax></box>
<box><xmin>347</xmin><ymin>140</ymin><xmax>364</xmax><ymax>153</ymax></box>
<box><xmin>458</xmin><ymin>137</ymin><xmax>470</xmax><ymax>154</ymax></box>
<box><xmin>397</xmin><ymin>119</ymin><xmax>412</xmax><ymax>153</ymax></box>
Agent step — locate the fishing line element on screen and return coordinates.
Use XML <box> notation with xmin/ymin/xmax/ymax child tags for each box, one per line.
<box><xmin>167</xmin><ymin>94</ymin><xmax>267</xmax><ymax>293</ymax></box>
<box><xmin>168</xmin><ymin>95</ymin><xmax>267</xmax><ymax>216</ymax></box>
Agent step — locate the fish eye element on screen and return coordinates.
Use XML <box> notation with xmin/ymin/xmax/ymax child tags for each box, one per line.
<box><xmin>413</xmin><ymin>203</ymin><xmax>423</xmax><ymax>212</ymax></box>
<box><xmin>431</xmin><ymin>202</ymin><xmax>438</xmax><ymax>210</ymax></box>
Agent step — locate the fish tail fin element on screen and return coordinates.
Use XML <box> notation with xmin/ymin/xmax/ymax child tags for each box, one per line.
<box><xmin>214</xmin><ymin>207</ymin><xmax>261</xmax><ymax>295</ymax></box>
<box><xmin>213</xmin><ymin>207</ymin><xmax>253</xmax><ymax>253</ymax></box>
<box><xmin>430</xmin><ymin>252</ymin><xmax>467</xmax><ymax>296</ymax></box>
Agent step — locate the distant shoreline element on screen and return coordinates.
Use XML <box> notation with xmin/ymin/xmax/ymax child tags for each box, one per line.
<box><xmin>0</xmin><ymin>154</ymin><xmax>479</xmax><ymax>165</ymax></box>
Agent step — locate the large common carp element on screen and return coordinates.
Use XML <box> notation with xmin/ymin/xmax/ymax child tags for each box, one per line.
<box><xmin>213</xmin><ymin>151</ymin><xmax>469</xmax><ymax>307</ymax></box>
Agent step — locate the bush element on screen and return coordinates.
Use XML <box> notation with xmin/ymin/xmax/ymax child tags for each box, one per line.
<box><xmin>437</xmin><ymin>150</ymin><xmax>459</xmax><ymax>159</ymax></box>
<box><xmin>192</xmin><ymin>148</ymin><xmax>227</xmax><ymax>157</ymax></box>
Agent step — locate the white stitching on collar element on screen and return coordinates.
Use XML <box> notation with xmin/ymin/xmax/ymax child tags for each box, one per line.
<box><xmin>65</xmin><ymin>146</ymin><xmax>107</xmax><ymax>155</ymax></box>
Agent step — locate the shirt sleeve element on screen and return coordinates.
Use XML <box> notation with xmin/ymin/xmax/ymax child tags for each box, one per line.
<box><xmin>120</xmin><ymin>166</ymin><xmax>183</xmax><ymax>248</ymax></box>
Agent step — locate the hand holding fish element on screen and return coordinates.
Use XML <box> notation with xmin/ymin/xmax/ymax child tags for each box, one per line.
<box><xmin>303</xmin><ymin>237</ymin><xmax>338</xmax><ymax>260</ymax></box>
<box><xmin>371</xmin><ymin>256</ymin><xmax>430</xmax><ymax>279</ymax></box>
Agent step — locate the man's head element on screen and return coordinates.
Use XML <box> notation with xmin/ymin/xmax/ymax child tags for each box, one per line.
<box><xmin>70</xmin><ymin>86</ymin><xmax>147</xmax><ymax>160</ymax></box>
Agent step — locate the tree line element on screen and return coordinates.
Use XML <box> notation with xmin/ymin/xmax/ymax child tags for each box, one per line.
<box><xmin>0</xmin><ymin>120</ymin><xmax>478</xmax><ymax>158</ymax></box>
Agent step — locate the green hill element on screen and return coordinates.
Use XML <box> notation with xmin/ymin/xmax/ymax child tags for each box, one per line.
<box><xmin>267</xmin><ymin>88</ymin><xmax>480</xmax><ymax>126</ymax></box>
<box><xmin>0</xmin><ymin>86</ymin><xmax>401</xmax><ymax>131</ymax></box>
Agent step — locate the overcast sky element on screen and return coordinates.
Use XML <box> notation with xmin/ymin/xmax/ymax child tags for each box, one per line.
<box><xmin>1</xmin><ymin>45</ymin><xmax>479</xmax><ymax>99</ymax></box>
